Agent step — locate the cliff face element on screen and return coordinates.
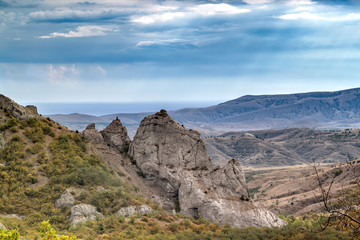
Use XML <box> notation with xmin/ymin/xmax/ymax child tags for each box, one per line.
<box><xmin>129</xmin><ymin>110</ymin><xmax>285</xmax><ymax>228</ymax></box>
<box><xmin>0</xmin><ymin>94</ymin><xmax>38</xmax><ymax>120</ymax></box>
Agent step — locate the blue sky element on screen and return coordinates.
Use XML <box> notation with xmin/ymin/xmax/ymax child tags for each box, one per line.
<box><xmin>1</xmin><ymin>0</ymin><xmax>360</xmax><ymax>106</ymax></box>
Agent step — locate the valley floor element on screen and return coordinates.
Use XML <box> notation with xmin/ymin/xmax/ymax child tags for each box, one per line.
<box><xmin>245</xmin><ymin>161</ymin><xmax>360</xmax><ymax>216</ymax></box>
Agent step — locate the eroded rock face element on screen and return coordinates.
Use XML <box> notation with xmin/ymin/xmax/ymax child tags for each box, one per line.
<box><xmin>116</xmin><ymin>205</ymin><xmax>153</xmax><ymax>217</ymax></box>
<box><xmin>129</xmin><ymin>110</ymin><xmax>285</xmax><ymax>228</ymax></box>
<box><xmin>0</xmin><ymin>94</ymin><xmax>38</xmax><ymax>120</ymax></box>
<box><xmin>55</xmin><ymin>189</ymin><xmax>76</xmax><ymax>209</ymax></box>
<box><xmin>70</xmin><ymin>204</ymin><xmax>103</xmax><ymax>226</ymax></box>
<box><xmin>101</xmin><ymin>117</ymin><xmax>130</xmax><ymax>152</ymax></box>
<box><xmin>81</xmin><ymin>123</ymin><xmax>104</xmax><ymax>143</ymax></box>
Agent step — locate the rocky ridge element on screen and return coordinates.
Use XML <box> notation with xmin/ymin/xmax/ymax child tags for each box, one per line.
<box><xmin>128</xmin><ymin>109</ymin><xmax>285</xmax><ymax>228</ymax></box>
<box><xmin>0</xmin><ymin>94</ymin><xmax>38</xmax><ymax>120</ymax></box>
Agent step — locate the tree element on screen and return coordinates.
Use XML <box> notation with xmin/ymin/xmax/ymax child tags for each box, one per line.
<box><xmin>312</xmin><ymin>160</ymin><xmax>360</xmax><ymax>238</ymax></box>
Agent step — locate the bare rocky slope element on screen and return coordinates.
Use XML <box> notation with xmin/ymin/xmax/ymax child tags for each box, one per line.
<box><xmin>204</xmin><ymin>128</ymin><xmax>360</xmax><ymax>167</ymax></box>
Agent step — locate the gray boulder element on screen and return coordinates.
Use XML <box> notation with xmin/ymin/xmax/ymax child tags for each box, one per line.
<box><xmin>81</xmin><ymin>123</ymin><xmax>104</xmax><ymax>143</ymax></box>
<box><xmin>129</xmin><ymin>110</ymin><xmax>285</xmax><ymax>228</ymax></box>
<box><xmin>55</xmin><ymin>189</ymin><xmax>75</xmax><ymax>209</ymax></box>
<box><xmin>0</xmin><ymin>222</ymin><xmax>6</xmax><ymax>229</ymax></box>
<box><xmin>116</xmin><ymin>205</ymin><xmax>153</xmax><ymax>217</ymax></box>
<box><xmin>70</xmin><ymin>204</ymin><xmax>104</xmax><ymax>226</ymax></box>
<box><xmin>101</xmin><ymin>117</ymin><xmax>130</xmax><ymax>152</ymax></box>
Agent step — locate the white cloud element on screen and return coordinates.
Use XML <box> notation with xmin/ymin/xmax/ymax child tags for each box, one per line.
<box><xmin>286</xmin><ymin>0</ymin><xmax>315</xmax><ymax>5</ymax></box>
<box><xmin>277</xmin><ymin>12</ymin><xmax>360</xmax><ymax>21</ymax></box>
<box><xmin>132</xmin><ymin>3</ymin><xmax>250</xmax><ymax>25</ymax></box>
<box><xmin>243</xmin><ymin>0</ymin><xmax>314</xmax><ymax>5</ymax></box>
<box><xmin>38</xmin><ymin>25</ymin><xmax>117</xmax><ymax>38</ymax></box>
<box><xmin>277</xmin><ymin>12</ymin><xmax>324</xmax><ymax>20</ymax></box>
<box><xmin>29</xmin><ymin>8</ymin><xmax>118</xmax><ymax>21</ymax></box>
<box><xmin>132</xmin><ymin>12</ymin><xmax>186</xmax><ymax>24</ymax></box>
<box><xmin>39</xmin><ymin>0</ymin><xmax>155</xmax><ymax>7</ymax></box>
<box><xmin>242</xmin><ymin>0</ymin><xmax>274</xmax><ymax>4</ymax></box>
<box><xmin>136</xmin><ymin>38</ymin><xmax>185</xmax><ymax>47</ymax></box>
<box><xmin>47</xmin><ymin>64</ymin><xmax>78</xmax><ymax>85</ymax></box>
<box><xmin>187</xmin><ymin>3</ymin><xmax>250</xmax><ymax>16</ymax></box>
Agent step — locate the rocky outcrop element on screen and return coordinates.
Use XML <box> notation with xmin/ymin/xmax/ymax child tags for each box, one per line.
<box><xmin>116</xmin><ymin>205</ymin><xmax>153</xmax><ymax>217</ymax></box>
<box><xmin>70</xmin><ymin>204</ymin><xmax>103</xmax><ymax>226</ymax></box>
<box><xmin>0</xmin><ymin>94</ymin><xmax>38</xmax><ymax>120</ymax></box>
<box><xmin>0</xmin><ymin>222</ymin><xmax>6</xmax><ymax>229</ymax></box>
<box><xmin>81</xmin><ymin>123</ymin><xmax>104</xmax><ymax>143</ymax></box>
<box><xmin>101</xmin><ymin>117</ymin><xmax>130</xmax><ymax>152</ymax></box>
<box><xmin>0</xmin><ymin>214</ymin><xmax>25</xmax><ymax>220</ymax></box>
<box><xmin>55</xmin><ymin>189</ymin><xmax>76</xmax><ymax>209</ymax></box>
<box><xmin>129</xmin><ymin>110</ymin><xmax>285</xmax><ymax>228</ymax></box>
<box><xmin>0</xmin><ymin>133</ymin><xmax>5</xmax><ymax>148</ymax></box>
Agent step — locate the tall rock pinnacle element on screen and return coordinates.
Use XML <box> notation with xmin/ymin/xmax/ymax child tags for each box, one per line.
<box><xmin>129</xmin><ymin>109</ymin><xmax>285</xmax><ymax>228</ymax></box>
<box><xmin>100</xmin><ymin>117</ymin><xmax>131</xmax><ymax>152</ymax></box>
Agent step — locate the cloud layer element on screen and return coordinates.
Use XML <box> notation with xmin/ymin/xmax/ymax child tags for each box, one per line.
<box><xmin>1</xmin><ymin>0</ymin><xmax>360</xmax><ymax>103</ymax></box>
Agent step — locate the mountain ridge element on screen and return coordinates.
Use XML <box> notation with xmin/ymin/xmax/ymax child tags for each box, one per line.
<box><xmin>47</xmin><ymin>87</ymin><xmax>360</xmax><ymax>136</ymax></box>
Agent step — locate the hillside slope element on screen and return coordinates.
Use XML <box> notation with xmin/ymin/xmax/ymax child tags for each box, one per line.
<box><xmin>204</xmin><ymin>128</ymin><xmax>360</xmax><ymax>167</ymax></box>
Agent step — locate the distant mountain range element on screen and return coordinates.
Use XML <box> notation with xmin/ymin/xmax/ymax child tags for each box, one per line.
<box><xmin>47</xmin><ymin>87</ymin><xmax>360</xmax><ymax>137</ymax></box>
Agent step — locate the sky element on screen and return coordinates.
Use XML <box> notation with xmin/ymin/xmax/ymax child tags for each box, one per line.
<box><xmin>1</xmin><ymin>0</ymin><xmax>360</xmax><ymax>108</ymax></box>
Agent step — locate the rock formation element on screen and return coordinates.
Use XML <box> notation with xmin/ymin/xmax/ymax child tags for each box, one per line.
<box><xmin>116</xmin><ymin>205</ymin><xmax>153</xmax><ymax>217</ymax></box>
<box><xmin>100</xmin><ymin>117</ymin><xmax>130</xmax><ymax>152</ymax></box>
<box><xmin>70</xmin><ymin>204</ymin><xmax>104</xmax><ymax>226</ymax></box>
<box><xmin>81</xmin><ymin>123</ymin><xmax>104</xmax><ymax>143</ymax></box>
<box><xmin>0</xmin><ymin>214</ymin><xmax>25</xmax><ymax>220</ymax></box>
<box><xmin>0</xmin><ymin>94</ymin><xmax>38</xmax><ymax>120</ymax></box>
<box><xmin>129</xmin><ymin>109</ymin><xmax>285</xmax><ymax>228</ymax></box>
<box><xmin>55</xmin><ymin>189</ymin><xmax>76</xmax><ymax>209</ymax></box>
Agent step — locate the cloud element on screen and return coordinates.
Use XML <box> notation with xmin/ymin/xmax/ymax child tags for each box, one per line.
<box><xmin>243</xmin><ymin>0</ymin><xmax>314</xmax><ymax>5</ymax></box>
<box><xmin>0</xmin><ymin>11</ymin><xmax>17</xmax><ymax>26</ymax></box>
<box><xmin>277</xmin><ymin>12</ymin><xmax>360</xmax><ymax>21</ymax></box>
<box><xmin>242</xmin><ymin>0</ymin><xmax>274</xmax><ymax>4</ymax></box>
<box><xmin>29</xmin><ymin>8</ymin><xmax>122</xmax><ymax>22</ymax></box>
<box><xmin>47</xmin><ymin>64</ymin><xmax>78</xmax><ymax>85</ymax></box>
<box><xmin>286</xmin><ymin>0</ymin><xmax>315</xmax><ymax>5</ymax></box>
<box><xmin>132</xmin><ymin>3</ymin><xmax>250</xmax><ymax>25</ymax></box>
<box><xmin>132</xmin><ymin>12</ymin><xmax>186</xmax><ymax>24</ymax></box>
<box><xmin>188</xmin><ymin>4</ymin><xmax>250</xmax><ymax>16</ymax></box>
<box><xmin>38</xmin><ymin>25</ymin><xmax>117</xmax><ymax>38</ymax></box>
<box><xmin>136</xmin><ymin>38</ymin><xmax>190</xmax><ymax>47</ymax></box>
